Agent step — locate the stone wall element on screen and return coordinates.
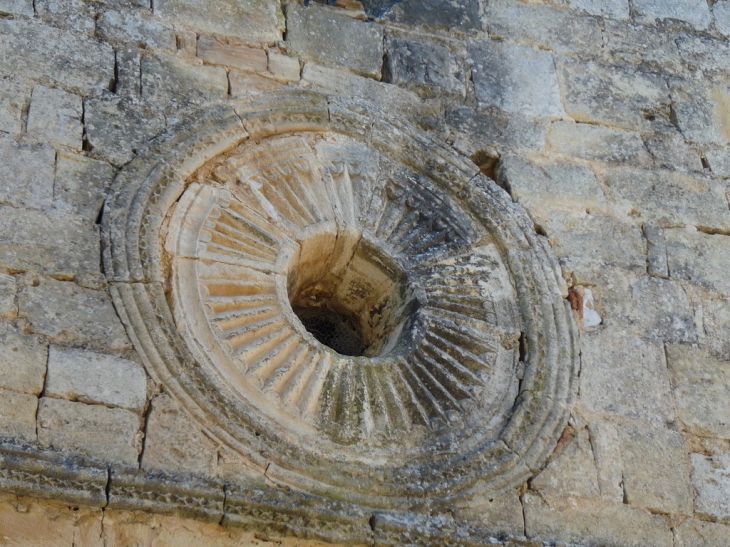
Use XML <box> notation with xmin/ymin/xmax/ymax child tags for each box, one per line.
<box><xmin>0</xmin><ymin>0</ymin><xmax>729</xmax><ymax>545</ymax></box>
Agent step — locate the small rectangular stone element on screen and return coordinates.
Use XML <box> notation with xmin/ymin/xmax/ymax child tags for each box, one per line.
<box><xmin>567</xmin><ymin>0</ymin><xmax>629</xmax><ymax>19</ymax></box>
<box><xmin>46</xmin><ymin>346</ymin><xmax>147</xmax><ymax>412</ymax></box>
<box><xmin>0</xmin><ymin>323</ymin><xmax>47</xmax><ymax>396</ymax></box>
<box><xmin>0</xmin><ymin>389</ymin><xmax>38</xmax><ymax>444</ymax></box>
<box><xmin>665</xmin><ymin>228</ymin><xmax>730</xmax><ymax>296</ymax></box>
<box><xmin>705</xmin><ymin>147</ymin><xmax>730</xmax><ymax>179</ymax></box>
<box><xmin>676</xmin><ymin>35</ymin><xmax>730</xmax><ymax>79</ymax></box>
<box><xmin>446</xmin><ymin>105</ymin><xmax>547</xmax><ymax>153</ymax></box>
<box><xmin>547</xmin><ymin>120</ymin><xmax>651</xmax><ymax>164</ymax></box>
<box><xmin>141</xmin><ymin>52</ymin><xmax>228</xmax><ymax>106</ymax></box>
<box><xmin>27</xmin><ymin>85</ymin><xmax>83</xmax><ymax>151</ymax></box>
<box><xmin>0</xmin><ymin>137</ymin><xmax>55</xmax><ymax>210</ymax></box>
<box><xmin>453</xmin><ymin>490</ymin><xmax>524</xmax><ymax>537</ymax></box>
<box><xmin>35</xmin><ymin>0</ymin><xmax>96</xmax><ymax>34</ymax></box>
<box><xmin>384</xmin><ymin>35</ymin><xmax>464</xmax><ymax>96</ymax></box>
<box><xmin>669</xmin><ymin>79</ymin><xmax>730</xmax><ymax>147</ymax></box>
<box><xmin>287</xmin><ymin>4</ymin><xmax>383</xmax><ymax>79</ymax></box>
<box><xmin>633</xmin><ymin>0</ymin><xmax>711</xmax><ymax>29</ymax></box>
<box><xmin>676</xmin><ymin>518</ymin><xmax>730</xmax><ymax>546</ymax></box>
<box><xmin>381</xmin><ymin>0</ymin><xmax>480</xmax><ymax>30</ymax></box>
<box><xmin>643</xmin><ymin>123</ymin><xmax>704</xmax><ymax>173</ymax></box>
<box><xmin>0</xmin><ymin>0</ymin><xmax>32</xmax><ymax>15</ymax></box>
<box><xmin>115</xmin><ymin>48</ymin><xmax>142</xmax><ymax>98</ymax></box>
<box><xmin>0</xmin><ymin>77</ymin><xmax>30</xmax><ymax>135</ymax></box>
<box><xmin>588</xmin><ymin>420</ymin><xmax>624</xmax><ymax>502</ymax></box>
<box><xmin>692</xmin><ymin>451</ymin><xmax>730</xmax><ymax>521</ymax></box>
<box><xmin>229</xmin><ymin>71</ymin><xmax>283</xmax><ymax>99</ymax></box>
<box><xmin>644</xmin><ymin>224</ymin><xmax>669</xmax><ymax>278</ymax></box>
<box><xmin>37</xmin><ymin>397</ymin><xmax>142</xmax><ymax>466</ymax></box>
<box><xmin>602</xmin><ymin>19</ymin><xmax>684</xmax><ymax>73</ymax></box>
<box><xmin>197</xmin><ymin>36</ymin><xmax>267</xmax><ymax>72</ymax></box>
<box><xmin>98</xmin><ymin>10</ymin><xmax>176</xmax><ymax>51</ymax></box>
<box><xmin>0</xmin><ymin>272</ymin><xmax>16</xmax><ymax>319</ymax></box>
<box><xmin>54</xmin><ymin>153</ymin><xmax>115</xmax><ymax>223</ymax></box>
<box><xmin>267</xmin><ymin>51</ymin><xmax>300</xmax><ymax>83</ymax></box>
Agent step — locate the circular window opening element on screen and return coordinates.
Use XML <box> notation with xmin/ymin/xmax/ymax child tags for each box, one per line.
<box><xmin>287</xmin><ymin>230</ymin><xmax>421</xmax><ymax>358</ymax></box>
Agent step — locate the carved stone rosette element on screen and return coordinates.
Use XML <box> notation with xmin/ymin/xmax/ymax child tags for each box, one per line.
<box><xmin>103</xmin><ymin>92</ymin><xmax>578</xmax><ymax>509</ymax></box>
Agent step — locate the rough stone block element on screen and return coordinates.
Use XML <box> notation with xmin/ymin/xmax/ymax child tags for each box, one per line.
<box><xmin>523</xmin><ymin>492</ymin><xmax>673</xmax><ymax>547</ymax></box>
<box><xmin>716</xmin><ymin>1</ymin><xmax>730</xmax><ymax>37</ymax></box>
<box><xmin>18</xmin><ymin>277</ymin><xmax>130</xmax><ymax>352</ymax></box>
<box><xmin>601</xmin><ymin>19</ymin><xmax>683</xmax><ymax>73</ymax></box>
<box><xmin>581</xmin><ymin>328</ymin><xmax>675</xmax><ymax>425</ymax></box>
<box><xmin>154</xmin><ymin>0</ymin><xmax>281</xmax><ymax>42</ymax></box>
<box><xmin>0</xmin><ymin>207</ymin><xmax>100</xmax><ymax>280</ymax></box>
<box><xmin>618</xmin><ymin>420</ymin><xmax>692</xmax><ymax>515</ymax></box>
<box><xmin>287</xmin><ymin>5</ymin><xmax>383</xmax><ymax>78</ymax></box>
<box><xmin>0</xmin><ymin>389</ymin><xmax>38</xmax><ymax>443</ymax></box>
<box><xmin>675</xmin><ymin>518</ymin><xmax>730</xmax><ymax>546</ymax></box>
<box><xmin>115</xmin><ymin>48</ymin><xmax>142</xmax><ymax>99</ymax></box>
<box><xmin>705</xmin><ymin>147</ymin><xmax>730</xmax><ymax>179</ymax></box>
<box><xmin>46</xmin><ymin>346</ymin><xmax>147</xmax><ymax>412</ymax></box>
<box><xmin>97</xmin><ymin>10</ymin><xmax>176</xmax><ymax>51</ymax></box>
<box><xmin>469</xmin><ymin>41</ymin><xmax>564</xmax><ymax>118</ymax></box>
<box><xmin>0</xmin><ymin>77</ymin><xmax>30</xmax><ymax>135</ymax></box>
<box><xmin>384</xmin><ymin>35</ymin><xmax>464</xmax><ymax>95</ymax></box>
<box><xmin>0</xmin><ymin>0</ymin><xmax>31</xmax><ymax>15</ymax></box>
<box><xmin>684</xmin><ymin>284</ymin><xmax>730</xmax><ymax>361</ymax></box>
<box><xmin>0</xmin><ymin>137</ymin><xmax>55</xmax><ymax>209</ymax></box>
<box><xmin>35</xmin><ymin>0</ymin><xmax>96</xmax><ymax>34</ymax></box>
<box><xmin>141</xmin><ymin>393</ymin><xmax>217</xmax><ymax>478</ymax></box>
<box><xmin>141</xmin><ymin>53</ymin><xmax>228</xmax><ymax>106</ymax></box>
<box><xmin>643</xmin><ymin>124</ymin><xmax>704</xmax><ymax>173</ymax></box>
<box><xmin>588</xmin><ymin>419</ymin><xmax>624</xmax><ymax>502</ymax></box>
<box><xmin>676</xmin><ymin>35</ymin><xmax>730</xmax><ymax>79</ymax></box>
<box><xmin>633</xmin><ymin>0</ymin><xmax>711</xmax><ymax>29</ymax></box>
<box><xmin>453</xmin><ymin>490</ymin><xmax>524</xmax><ymax>536</ymax></box>
<box><xmin>667</xmin><ymin>344</ymin><xmax>730</xmax><ymax>439</ymax></box>
<box><xmin>54</xmin><ymin>153</ymin><xmax>115</xmax><ymax>223</ymax></box>
<box><xmin>567</xmin><ymin>0</ymin><xmax>629</xmax><ymax>19</ymax></box>
<box><xmin>85</xmin><ymin>97</ymin><xmax>165</xmax><ymax>166</ymax></box>
<box><xmin>0</xmin><ymin>19</ymin><xmax>114</xmax><ymax>96</ymax></box>
<box><xmin>37</xmin><ymin>397</ymin><xmax>141</xmax><ymax>466</ymax></box>
<box><xmin>558</xmin><ymin>59</ymin><xmax>670</xmax><ymax>131</ymax></box>
<box><xmin>0</xmin><ymin>272</ymin><xmax>15</xmax><ymax>319</ymax></box>
<box><xmin>669</xmin><ymin>80</ymin><xmax>730</xmax><ymax>147</ymax></box>
<box><xmin>644</xmin><ymin>224</ymin><xmax>669</xmax><ymax>279</ymax></box>
<box><xmin>0</xmin><ymin>322</ymin><xmax>46</xmax><ymax>396</ymax></box>
<box><xmin>692</xmin><ymin>451</ymin><xmax>730</xmax><ymax>521</ymax></box>
<box><xmin>27</xmin><ymin>85</ymin><xmax>83</xmax><ymax>151</ymax></box>
<box><xmin>380</xmin><ymin>0</ymin><xmax>480</xmax><ymax>30</ymax></box>
<box><xmin>228</xmin><ymin>71</ymin><xmax>283</xmax><ymax>99</ymax></box>
<box><xmin>267</xmin><ymin>51</ymin><xmax>300</xmax><ymax>83</ymax></box>
<box><xmin>446</xmin><ymin>106</ymin><xmax>547</xmax><ymax>153</ymax></box>
<box><xmin>665</xmin><ymin>228</ymin><xmax>730</xmax><ymax>296</ymax></box>
<box><xmin>196</xmin><ymin>36</ymin><xmax>267</xmax><ymax>73</ymax></box>
<box><xmin>547</xmin><ymin>120</ymin><xmax>651</xmax><ymax>164</ymax></box>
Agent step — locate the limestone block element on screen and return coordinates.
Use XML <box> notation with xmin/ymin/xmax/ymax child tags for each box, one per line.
<box><xmin>85</xmin><ymin>97</ymin><xmax>165</xmax><ymax>166</ymax></box>
<box><xmin>666</xmin><ymin>344</ymin><xmax>730</xmax><ymax>439</ymax></box>
<box><xmin>588</xmin><ymin>419</ymin><xmax>624</xmax><ymax>501</ymax></box>
<box><xmin>669</xmin><ymin>80</ymin><xmax>730</xmax><ymax>147</ymax></box>
<box><xmin>97</xmin><ymin>10</ymin><xmax>176</xmax><ymax>51</ymax></box>
<box><xmin>547</xmin><ymin>120</ymin><xmax>651</xmax><ymax>164</ymax></box>
<box><xmin>675</xmin><ymin>518</ymin><xmax>730</xmax><ymax>546</ymax></box>
<box><xmin>644</xmin><ymin>224</ymin><xmax>669</xmax><ymax>279</ymax></box>
<box><xmin>666</xmin><ymin>228</ymin><xmax>730</xmax><ymax>296</ymax></box>
<box><xmin>558</xmin><ymin>59</ymin><xmax>670</xmax><ymax>131</ymax></box>
<box><xmin>153</xmin><ymin>0</ymin><xmax>281</xmax><ymax>43</ymax></box>
<box><xmin>0</xmin><ymin>272</ymin><xmax>16</xmax><ymax>319</ymax></box>
<box><xmin>705</xmin><ymin>147</ymin><xmax>730</xmax><ymax>179</ymax></box>
<box><xmin>54</xmin><ymin>153</ymin><xmax>116</xmax><ymax>223</ymax></box>
<box><xmin>618</xmin><ymin>420</ymin><xmax>692</xmax><ymax>515</ymax></box>
<box><xmin>228</xmin><ymin>71</ymin><xmax>283</xmax><ymax>99</ymax></box>
<box><xmin>0</xmin><ymin>0</ymin><xmax>31</xmax><ymax>15</ymax></box>
<box><xmin>716</xmin><ymin>1</ymin><xmax>730</xmax><ymax>37</ymax></box>
<box><xmin>599</xmin><ymin>167</ymin><xmax>730</xmax><ymax>232</ymax></box>
<box><xmin>581</xmin><ymin>328</ymin><xmax>675</xmax><ymax>425</ymax></box>
<box><xmin>446</xmin><ymin>106</ymin><xmax>547</xmax><ymax>153</ymax></box>
<box><xmin>380</xmin><ymin>0</ymin><xmax>480</xmax><ymax>30</ymax></box>
<box><xmin>141</xmin><ymin>393</ymin><xmax>218</xmax><ymax>478</ymax></box>
<box><xmin>267</xmin><ymin>51</ymin><xmax>300</xmax><ymax>83</ymax></box>
<box><xmin>643</xmin><ymin>124</ymin><xmax>704</xmax><ymax>173</ymax></box>
<box><xmin>141</xmin><ymin>53</ymin><xmax>228</xmax><ymax>106</ymax></box>
<box><xmin>469</xmin><ymin>41</ymin><xmax>564</xmax><ymax>118</ymax></box>
<box><xmin>0</xmin><ymin>19</ymin><xmax>114</xmax><ymax>96</ymax></box>
<box><xmin>0</xmin><ymin>389</ymin><xmax>38</xmax><ymax>443</ymax></box>
<box><xmin>601</xmin><ymin>19</ymin><xmax>684</xmax><ymax>73</ymax></box>
<box><xmin>0</xmin><ymin>207</ymin><xmax>101</xmax><ymax>280</ymax></box>
<box><xmin>452</xmin><ymin>489</ymin><xmax>524</xmax><ymax>537</ymax></box>
<box><xmin>35</xmin><ymin>0</ymin><xmax>96</xmax><ymax>34</ymax></box>
<box><xmin>0</xmin><ymin>322</ymin><xmax>47</xmax><ymax>396</ymax></box>
<box><xmin>523</xmin><ymin>492</ymin><xmax>673</xmax><ymax>547</ymax></box>
<box><xmin>692</xmin><ymin>451</ymin><xmax>730</xmax><ymax>521</ymax></box>
<box><xmin>567</xmin><ymin>0</ymin><xmax>629</xmax><ymax>19</ymax></box>
<box><xmin>0</xmin><ymin>137</ymin><xmax>55</xmax><ymax>209</ymax></box>
<box><xmin>633</xmin><ymin>0</ymin><xmax>711</xmax><ymax>29</ymax></box>
<box><xmin>287</xmin><ymin>5</ymin><xmax>383</xmax><ymax>79</ymax></box>
<box><xmin>0</xmin><ymin>77</ymin><xmax>30</xmax><ymax>135</ymax></box>
<box><xmin>384</xmin><ymin>35</ymin><xmax>464</xmax><ymax>95</ymax></box>
<box><xmin>45</xmin><ymin>346</ymin><xmax>147</xmax><ymax>412</ymax></box>
<box><xmin>485</xmin><ymin>0</ymin><xmax>603</xmax><ymax>57</ymax></box>
<box><xmin>27</xmin><ymin>85</ymin><xmax>83</xmax><ymax>151</ymax></box>
<box><xmin>115</xmin><ymin>48</ymin><xmax>142</xmax><ymax>99</ymax></box>
<box><xmin>684</xmin><ymin>284</ymin><xmax>730</xmax><ymax>361</ymax></box>
<box><xmin>37</xmin><ymin>397</ymin><xmax>142</xmax><ymax>466</ymax></box>
<box><xmin>196</xmin><ymin>36</ymin><xmax>267</xmax><ymax>73</ymax></box>
<box><xmin>676</xmin><ymin>35</ymin><xmax>730</xmax><ymax>78</ymax></box>
<box><xmin>18</xmin><ymin>277</ymin><xmax>130</xmax><ymax>352</ymax></box>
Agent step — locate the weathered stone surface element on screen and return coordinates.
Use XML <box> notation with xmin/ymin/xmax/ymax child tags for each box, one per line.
<box><xmin>524</xmin><ymin>492</ymin><xmax>673</xmax><ymax>547</ymax></box>
<box><xmin>196</xmin><ymin>36</ymin><xmax>267</xmax><ymax>73</ymax></box>
<box><xmin>287</xmin><ymin>5</ymin><xmax>383</xmax><ymax>78</ymax></box>
<box><xmin>0</xmin><ymin>19</ymin><xmax>114</xmax><ymax>95</ymax></box>
<box><xmin>453</xmin><ymin>490</ymin><xmax>524</xmax><ymax>537</ymax></box>
<box><xmin>0</xmin><ymin>77</ymin><xmax>29</xmax><ymax>135</ymax></box>
<box><xmin>601</xmin><ymin>20</ymin><xmax>683</xmax><ymax>73</ymax></box>
<box><xmin>469</xmin><ymin>41</ymin><xmax>564</xmax><ymax>117</ymax></box>
<box><xmin>141</xmin><ymin>53</ymin><xmax>228</xmax><ymax>106</ymax></box>
<box><xmin>0</xmin><ymin>273</ymin><xmax>15</xmax><ymax>319</ymax></box>
<box><xmin>547</xmin><ymin>120</ymin><xmax>651</xmax><ymax>164</ymax></box>
<box><xmin>141</xmin><ymin>393</ymin><xmax>218</xmax><ymax>478</ymax></box>
<box><xmin>381</xmin><ymin>0</ymin><xmax>480</xmax><ymax>30</ymax></box>
<box><xmin>267</xmin><ymin>51</ymin><xmax>300</xmax><ymax>83</ymax></box>
<box><xmin>666</xmin><ymin>228</ymin><xmax>730</xmax><ymax>295</ymax></box>
<box><xmin>0</xmin><ymin>208</ymin><xmax>101</xmax><ymax>280</ymax></box>
<box><xmin>684</xmin><ymin>284</ymin><xmax>730</xmax><ymax>361</ymax></box>
<box><xmin>643</xmin><ymin>123</ymin><xmax>704</xmax><ymax>173</ymax></box>
<box><xmin>228</xmin><ymin>71</ymin><xmax>283</xmax><ymax>98</ymax></box>
<box><xmin>567</xmin><ymin>0</ymin><xmax>629</xmax><ymax>19</ymax></box>
<box><xmin>676</xmin><ymin>35</ymin><xmax>730</xmax><ymax>78</ymax></box>
<box><xmin>633</xmin><ymin>0</ymin><xmax>711</xmax><ymax>29</ymax></box>
<box><xmin>85</xmin><ymin>97</ymin><xmax>165</xmax><ymax>166</ymax></box>
<box><xmin>0</xmin><ymin>0</ymin><xmax>31</xmax><ymax>15</ymax></box>
<box><xmin>675</xmin><ymin>518</ymin><xmax>730</xmax><ymax>546</ymax></box>
<box><xmin>384</xmin><ymin>35</ymin><xmax>464</xmax><ymax>95</ymax></box>
<box><xmin>0</xmin><ymin>322</ymin><xmax>46</xmax><ymax>396</ymax></box>
<box><xmin>705</xmin><ymin>147</ymin><xmax>730</xmax><ymax>178</ymax></box>
<box><xmin>54</xmin><ymin>153</ymin><xmax>115</xmax><ymax>223</ymax></box>
<box><xmin>581</xmin><ymin>328</ymin><xmax>675</xmax><ymax>425</ymax></box>
<box><xmin>37</xmin><ymin>397</ymin><xmax>141</xmax><ymax>466</ymax></box>
<box><xmin>154</xmin><ymin>0</ymin><xmax>281</xmax><ymax>42</ymax></box>
<box><xmin>35</xmin><ymin>0</ymin><xmax>96</xmax><ymax>34</ymax></box>
<box><xmin>692</xmin><ymin>450</ymin><xmax>730</xmax><ymax>521</ymax></box>
<box><xmin>0</xmin><ymin>138</ymin><xmax>55</xmax><ymax>209</ymax></box>
<box><xmin>644</xmin><ymin>224</ymin><xmax>669</xmax><ymax>278</ymax></box>
<box><xmin>716</xmin><ymin>1</ymin><xmax>730</xmax><ymax>37</ymax></box>
<box><xmin>18</xmin><ymin>277</ymin><xmax>130</xmax><ymax>352</ymax></box>
<box><xmin>618</xmin><ymin>420</ymin><xmax>692</xmax><ymax>514</ymax></box>
<box><xmin>46</xmin><ymin>346</ymin><xmax>147</xmax><ymax>412</ymax></box>
<box><xmin>115</xmin><ymin>48</ymin><xmax>142</xmax><ymax>99</ymax></box>
<box><xmin>588</xmin><ymin>419</ymin><xmax>624</xmax><ymax>502</ymax></box>
<box><xmin>670</xmin><ymin>80</ymin><xmax>730</xmax><ymax>148</ymax></box>
<box><xmin>0</xmin><ymin>389</ymin><xmax>38</xmax><ymax>443</ymax></box>
<box><xmin>558</xmin><ymin>58</ymin><xmax>670</xmax><ymax>130</ymax></box>
<box><xmin>446</xmin><ymin>105</ymin><xmax>547</xmax><ymax>153</ymax></box>
<box><xmin>98</xmin><ymin>10</ymin><xmax>176</xmax><ymax>51</ymax></box>
<box><xmin>27</xmin><ymin>85</ymin><xmax>83</xmax><ymax>151</ymax></box>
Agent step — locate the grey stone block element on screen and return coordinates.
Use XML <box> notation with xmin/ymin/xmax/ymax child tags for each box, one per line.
<box><xmin>623</xmin><ymin>276</ymin><xmax>696</xmax><ymax>343</ymax></box>
<box><xmin>54</xmin><ymin>153</ymin><xmax>116</xmax><ymax>223</ymax></box>
<box><xmin>0</xmin><ymin>0</ymin><xmax>31</xmax><ymax>15</ymax></box>
<box><xmin>716</xmin><ymin>0</ymin><xmax>730</xmax><ymax>37</ymax></box>
<box><xmin>267</xmin><ymin>51</ymin><xmax>300</xmax><ymax>83</ymax></box>
<box><xmin>196</xmin><ymin>36</ymin><xmax>268</xmax><ymax>73</ymax></box>
<box><xmin>35</xmin><ymin>0</ymin><xmax>96</xmax><ymax>34</ymax></box>
<box><xmin>665</xmin><ymin>228</ymin><xmax>730</xmax><ymax>296</ymax></box>
<box><xmin>141</xmin><ymin>53</ymin><xmax>228</xmax><ymax>106</ymax></box>
<box><xmin>27</xmin><ymin>85</ymin><xmax>83</xmax><ymax>151</ymax></box>
<box><xmin>692</xmin><ymin>451</ymin><xmax>730</xmax><ymax>521</ymax></box>
<box><xmin>97</xmin><ymin>10</ymin><xmax>176</xmax><ymax>51</ymax></box>
<box><xmin>633</xmin><ymin>0</ymin><xmax>711</xmax><ymax>29</ymax></box>
<box><xmin>0</xmin><ymin>390</ymin><xmax>38</xmax><ymax>444</ymax></box>
<box><xmin>601</xmin><ymin>19</ymin><xmax>684</xmax><ymax>73</ymax></box>
<box><xmin>0</xmin><ymin>77</ymin><xmax>30</xmax><ymax>136</ymax></box>
<box><xmin>446</xmin><ymin>106</ymin><xmax>547</xmax><ymax>153</ymax></box>
<box><xmin>384</xmin><ymin>35</ymin><xmax>464</xmax><ymax>96</ymax></box>
<box><xmin>705</xmin><ymin>147</ymin><xmax>730</xmax><ymax>178</ymax></box>
<box><xmin>644</xmin><ymin>224</ymin><xmax>669</xmax><ymax>279</ymax></box>
<box><xmin>567</xmin><ymin>0</ymin><xmax>629</xmax><ymax>19</ymax></box>
<box><xmin>547</xmin><ymin>120</ymin><xmax>651</xmax><ymax>164</ymax></box>
<box><xmin>0</xmin><ymin>322</ymin><xmax>47</xmax><ymax>396</ymax></box>
<box><xmin>669</xmin><ymin>79</ymin><xmax>730</xmax><ymax>147</ymax></box>
<box><xmin>643</xmin><ymin>123</ymin><xmax>704</xmax><ymax>173</ymax></box>
<box><xmin>0</xmin><ymin>272</ymin><xmax>15</xmax><ymax>319</ymax></box>
<box><xmin>0</xmin><ymin>137</ymin><xmax>55</xmax><ymax>209</ymax></box>
<box><xmin>588</xmin><ymin>419</ymin><xmax>624</xmax><ymax>502</ymax></box>
<box><xmin>381</xmin><ymin>0</ymin><xmax>480</xmax><ymax>31</ymax></box>
<box><xmin>676</xmin><ymin>35</ymin><xmax>730</xmax><ymax>78</ymax></box>
<box><xmin>675</xmin><ymin>518</ymin><xmax>730</xmax><ymax>546</ymax></box>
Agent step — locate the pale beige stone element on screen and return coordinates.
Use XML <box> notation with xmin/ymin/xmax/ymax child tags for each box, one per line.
<box><xmin>668</xmin><ymin>80</ymin><xmax>730</xmax><ymax>148</ymax></box>
<box><xmin>97</xmin><ymin>10</ymin><xmax>176</xmax><ymax>50</ymax></box>
<box><xmin>588</xmin><ymin>419</ymin><xmax>624</xmax><ymax>502</ymax></box>
<box><xmin>0</xmin><ymin>322</ymin><xmax>47</xmax><ymax>396</ymax></box>
<box><xmin>37</xmin><ymin>397</ymin><xmax>142</xmax><ymax>466</ymax></box>
<box><xmin>692</xmin><ymin>450</ymin><xmax>730</xmax><ymax>521</ymax></box>
<box><xmin>675</xmin><ymin>518</ymin><xmax>730</xmax><ymax>546</ymax></box>
<box><xmin>46</xmin><ymin>346</ymin><xmax>147</xmax><ymax>412</ymax></box>
<box><xmin>666</xmin><ymin>228</ymin><xmax>730</xmax><ymax>296</ymax></box>
<box><xmin>196</xmin><ymin>36</ymin><xmax>267</xmax><ymax>72</ymax></box>
<box><xmin>643</xmin><ymin>125</ymin><xmax>704</xmax><ymax>173</ymax></box>
<box><xmin>0</xmin><ymin>389</ymin><xmax>38</xmax><ymax>443</ymax></box>
<box><xmin>453</xmin><ymin>489</ymin><xmax>524</xmax><ymax>536</ymax></box>
<box><xmin>268</xmin><ymin>51</ymin><xmax>300</xmax><ymax>83</ymax></box>
<box><xmin>547</xmin><ymin>120</ymin><xmax>651</xmax><ymax>164</ymax></box>
<box><xmin>0</xmin><ymin>137</ymin><xmax>55</xmax><ymax>209</ymax></box>
<box><xmin>0</xmin><ymin>77</ymin><xmax>30</xmax><ymax>135</ymax></box>
<box><xmin>54</xmin><ymin>153</ymin><xmax>116</xmax><ymax>223</ymax></box>
<box><xmin>0</xmin><ymin>272</ymin><xmax>15</xmax><ymax>319</ymax></box>
<box><xmin>141</xmin><ymin>52</ymin><xmax>228</xmax><ymax>105</ymax></box>
<box><xmin>228</xmin><ymin>71</ymin><xmax>283</xmax><ymax>99</ymax></box>
<box><xmin>27</xmin><ymin>85</ymin><xmax>83</xmax><ymax>151</ymax></box>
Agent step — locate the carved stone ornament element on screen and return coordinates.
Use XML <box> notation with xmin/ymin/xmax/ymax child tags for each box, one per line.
<box><xmin>103</xmin><ymin>91</ymin><xmax>578</xmax><ymax>510</ymax></box>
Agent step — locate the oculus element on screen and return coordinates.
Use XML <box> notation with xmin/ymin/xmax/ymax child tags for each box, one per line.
<box><xmin>104</xmin><ymin>92</ymin><xmax>578</xmax><ymax>508</ymax></box>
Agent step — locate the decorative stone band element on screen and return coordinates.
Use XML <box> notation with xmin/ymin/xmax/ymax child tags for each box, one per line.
<box><xmin>99</xmin><ymin>91</ymin><xmax>578</xmax><ymax>509</ymax></box>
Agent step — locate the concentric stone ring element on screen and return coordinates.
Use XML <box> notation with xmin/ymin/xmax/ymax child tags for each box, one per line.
<box><xmin>104</xmin><ymin>92</ymin><xmax>578</xmax><ymax>508</ymax></box>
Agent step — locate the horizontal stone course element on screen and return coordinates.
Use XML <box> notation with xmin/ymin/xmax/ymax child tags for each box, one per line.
<box><xmin>97</xmin><ymin>10</ymin><xmax>176</xmax><ymax>51</ymax></box>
